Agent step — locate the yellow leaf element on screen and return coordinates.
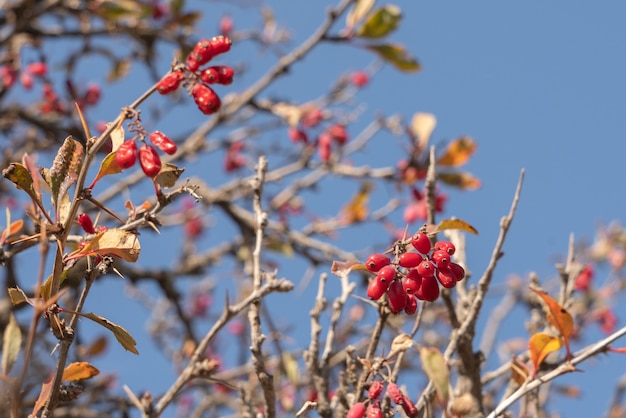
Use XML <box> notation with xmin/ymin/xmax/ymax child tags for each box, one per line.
<box><xmin>65</xmin><ymin>228</ymin><xmax>140</xmax><ymax>263</ymax></box>
<box><xmin>420</xmin><ymin>347</ymin><xmax>449</xmax><ymax>405</ymax></box>
<box><xmin>438</xmin><ymin>172</ymin><xmax>481</xmax><ymax>190</ymax></box>
<box><xmin>530</xmin><ymin>287</ymin><xmax>574</xmax><ymax>360</ymax></box>
<box><xmin>366</xmin><ymin>43</ymin><xmax>420</xmax><ymax>72</ymax></box>
<box><xmin>282</xmin><ymin>352</ymin><xmax>299</xmax><ymax>385</ymax></box>
<box><xmin>433</xmin><ymin>218</ymin><xmax>478</xmax><ymax>235</ymax></box>
<box><xmin>357</xmin><ymin>5</ymin><xmax>402</xmax><ymax>38</ymax></box>
<box><xmin>411</xmin><ymin>112</ymin><xmax>436</xmax><ymax>150</ymax></box>
<box><xmin>110</xmin><ymin>125</ymin><xmax>125</xmax><ymax>151</ymax></box>
<box><xmin>74</xmin><ymin>311</ymin><xmax>138</xmax><ymax>354</ymax></box>
<box><xmin>437</xmin><ymin>136</ymin><xmax>477</xmax><ymax>167</ymax></box>
<box><xmin>8</xmin><ymin>287</ymin><xmax>29</xmax><ymax>306</ymax></box>
<box><xmin>62</xmin><ymin>362</ymin><xmax>100</xmax><ymax>382</ymax></box>
<box><xmin>346</xmin><ymin>0</ymin><xmax>376</xmax><ymax>30</ymax></box>
<box><xmin>341</xmin><ymin>182</ymin><xmax>372</xmax><ymax>224</ymax></box>
<box><xmin>529</xmin><ymin>332</ymin><xmax>562</xmax><ymax>378</ymax></box>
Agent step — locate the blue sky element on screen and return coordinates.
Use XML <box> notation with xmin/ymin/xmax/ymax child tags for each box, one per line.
<box><xmin>11</xmin><ymin>1</ymin><xmax>626</xmax><ymax>416</ymax></box>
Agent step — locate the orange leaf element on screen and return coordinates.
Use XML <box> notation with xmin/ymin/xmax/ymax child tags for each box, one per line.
<box><xmin>510</xmin><ymin>356</ymin><xmax>529</xmax><ymax>385</ymax></box>
<box><xmin>80</xmin><ymin>336</ymin><xmax>108</xmax><ymax>358</ymax></box>
<box><xmin>438</xmin><ymin>172</ymin><xmax>481</xmax><ymax>190</ymax></box>
<box><xmin>340</xmin><ymin>183</ymin><xmax>372</xmax><ymax>224</ymax></box>
<box><xmin>432</xmin><ymin>218</ymin><xmax>478</xmax><ymax>235</ymax></box>
<box><xmin>65</xmin><ymin>228</ymin><xmax>140</xmax><ymax>263</ymax></box>
<box><xmin>437</xmin><ymin>136</ymin><xmax>477</xmax><ymax>167</ymax></box>
<box><xmin>529</xmin><ymin>332</ymin><xmax>562</xmax><ymax>378</ymax></box>
<box><xmin>331</xmin><ymin>260</ymin><xmax>368</xmax><ymax>277</ymax></box>
<box><xmin>62</xmin><ymin>362</ymin><xmax>100</xmax><ymax>382</ymax></box>
<box><xmin>32</xmin><ymin>376</ymin><xmax>53</xmax><ymax>417</ymax></box>
<box><xmin>531</xmin><ymin>287</ymin><xmax>574</xmax><ymax>360</ymax></box>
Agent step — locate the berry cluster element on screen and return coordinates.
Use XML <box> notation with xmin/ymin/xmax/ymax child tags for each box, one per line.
<box><xmin>365</xmin><ymin>231</ymin><xmax>465</xmax><ymax>314</ymax></box>
<box><xmin>114</xmin><ymin>131</ymin><xmax>177</xmax><ymax>179</ymax></box>
<box><xmin>156</xmin><ymin>36</ymin><xmax>234</xmax><ymax>115</ymax></box>
<box><xmin>287</xmin><ymin>108</ymin><xmax>349</xmax><ymax>163</ymax></box>
<box><xmin>347</xmin><ymin>381</ymin><xmax>418</xmax><ymax>418</ymax></box>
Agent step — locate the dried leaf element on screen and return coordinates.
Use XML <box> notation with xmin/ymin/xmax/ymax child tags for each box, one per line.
<box><xmin>50</xmin><ymin>136</ymin><xmax>83</xmax><ymax>221</ymax></box>
<box><xmin>62</xmin><ymin>362</ymin><xmax>100</xmax><ymax>382</ymax></box>
<box><xmin>110</xmin><ymin>125</ymin><xmax>125</xmax><ymax>151</ymax></box>
<box><xmin>154</xmin><ymin>162</ymin><xmax>185</xmax><ymax>188</ymax></box>
<box><xmin>420</xmin><ymin>347</ymin><xmax>449</xmax><ymax>405</ymax></box>
<box><xmin>341</xmin><ymin>182</ymin><xmax>372</xmax><ymax>224</ymax></box>
<box><xmin>510</xmin><ymin>356</ymin><xmax>529</xmax><ymax>385</ymax></box>
<box><xmin>75</xmin><ymin>311</ymin><xmax>138</xmax><ymax>354</ymax></box>
<box><xmin>437</xmin><ymin>136</ymin><xmax>477</xmax><ymax>167</ymax></box>
<box><xmin>2</xmin><ymin>163</ymin><xmax>40</xmax><ymax>204</ymax></box>
<box><xmin>529</xmin><ymin>332</ymin><xmax>562</xmax><ymax>378</ymax></box>
<box><xmin>346</xmin><ymin>0</ymin><xmax>376</xmax><ymax>30</ymax></box>
<box><xmin>80</xmin><ymin>336</ymin><xmax>108</xmax><ymax>357</ymax></box>
<box><xmin>531</xmin><ymin>287</ymin><xmax>574</xmax><ymax>360</ymax></box>
<box><xmin>22</xmin><ymin>153</ymin><xmax>41</xmax><ymax>202</ymax></box>
<box><xmin>331</xmin><ymin>260</ymin><xmax>367</xmax><ymax>277</ymax></box>
<box><xmin>65</xmin><ymin>228</ymin><xmax>141</xmax><ymax>263</ymax></box>
<box><xmin>357</xmin><ymin>5</ymin><xmax>402</xmax><ymax>38</ymax></box>
<box><xmin>432</xmin><ymin>218</ymin><xmax>478</xmax><ymax>235</ymax></box>
<box><xmin>8</xmin><ymin>287</ymin><xmax>29</xmax><ymax>306</ymax></box>
<box><xmin>387</xmin><ymin>333</ymin><xmax>413</xmax><ymax>359</ymax></box>
<box><xmin>107</xmin><ymin>59</ymin><xmax>131</xmax><ymax>82</ymax></box>
<box><xmin>438</xmin><ymin>172</ymin><xmax>481</xmax><ymax>190</ymax></box>
<box><xmin>2</xmin><ymin>313</ymin><xmax>22</xmax><ymax>375</ymax></box>
<box><xmin>31</xmin><ymin>376</ymin><xmax>53</xmax><ymax>417</ymax></box>
<box><xmin>411</xmin><ymin>112</ymin><xmax>436</xmax><ymax>150</ymax></box>
<box><xmin>1</xmin><ymin>218</ymin><xmax>24</xmax><ymax>244</ymax></box>
<box><xmin>366</xmin><ymin>43</ymin><xmax>420</xmax><ymax>72</ymax></box>
<box><xmin>90</xmin><ymin>151</ymin><xmax>122</xmax><ymax>188</ymax></box>
<box><xmin>271</xmin><ymin>102</ymin><xmax>303</xmax><ymax>127</ymax></box>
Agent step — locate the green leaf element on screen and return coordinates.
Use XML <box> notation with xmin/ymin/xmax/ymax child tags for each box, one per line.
<box><xmin>357</xmin><ymin>5</ymin><xmax>402</xmax><ymax>38</ymax></box>
<box><xmin>346</xmin><ymin>0</ymin><xmax>376</xmax><ymax>30</ymax></box>
<box><xmin>77</xmin><ymin>312</ymin><xmax>138</xmax><ymax>354</ymax></box>
<box><xmin>2</xmin><ymin>163</ymin><xmax>40</xmax><ymax>204</ymax></box>
<box><xmin>154</xmin><ymin>163</ymin><xmax>185</xmax><ymax>188</ymax></box>
<box><xmin>2</xmin><ymin>313</ymin><xmax>22</xmax><ymax>375</ymax></box>
<box><xmin>420</xmin><ymin>347</ymin><xmax>450</xmax><ymax>404</ymax></box>
<box><xmin>366</xmin><ymin>43</ymin><xmax>420</xmax><ymax>72</ymax></box>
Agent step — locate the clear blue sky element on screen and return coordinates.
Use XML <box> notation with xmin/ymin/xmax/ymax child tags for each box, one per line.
<box><xmin>16</xmin><ymin>1</ymin><xmax>626</xmax><ymax>416</ymax></box>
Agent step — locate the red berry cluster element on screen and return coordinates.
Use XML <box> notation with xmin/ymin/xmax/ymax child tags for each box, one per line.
<box><xmin>365</xmin><ymin>231</ymin><xmax>465</xmax><ymax>313</ymax></box>
<box><xmin>287</xmin><ymin>109</ymin><xmax>349</xmax><ymax>163</ymax></box>
<box><xmin>156</xmin><ymin>36</ymin><xmax>234</xmax><ymax>116</ymax></box>
<box><xmin>347</xmin><ymin>381</ymin><xmax>418</xmax><ymax>418</ymax></box>
<box><xmin>114</xmin><ymin>131</ymin><xmax>177</xmax><ymax>179</ymax></box>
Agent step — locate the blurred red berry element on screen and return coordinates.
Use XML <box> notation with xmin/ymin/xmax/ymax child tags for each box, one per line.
<box><xmin>367</xmin><ymin>279</ymin><xmax>387</xmax><ymax>301</ymax></box>
<box><xmin>27</xmin><ymin>62</ymin><xmax>47</xmax><ymax>77</ymax></box>
<box><xmin>219</xmin><ymin>15</ymin><xmax>234</xmax><ymax>35</ymax></box>
<box><xmin>83</xmin><ymin>83</ymin><xmax>101</xmax><ymax>105</ymax></box>
<box><xmin>19</xmin><ymin>72</ymin><xmax>33</xmax><ymax>89</ymax></box>
<box><xmin>327</xmin><ymin>123</ymin><xmax>348</xmax><ymax>145</ymax></box>
<box><xmin>77</xmin><ymin>213</ymin><xmax>96</xmax><ymax>234</ymax></box>
<box><xmin>347</xmin><ymin>402</ymin><xmax>366</xmax><ymax>418</ymax></box>
<box><xmin>288</xmin><ymin>127</ymin><xmax>308</xmax><ymax>143</ymax></box>
<box><xmin>404</xmin><ymin>294</ymin><xmax>418</xmax><ymax>315</ymax></box>
<box><xmin>301</xmin><ymin>107</ymin><xmax>323</xmax><ymax>128</ymax></box>
<box><xmin>350</xmin><ymin>70</ymin><xmax>369</xmax><ymax>87</ymax></box>
<box><xmin>574</xmin><ymin>264</ymin><xmax>593</xmax><ymax>292</ymax></box>
<box><xmin>1</xmin><ymin>65</ymin><xmax>17</xmax><ymax>88</ymax></box>
<box><xmin>368</xmin><ymin>381</ymin><xmax>384</xmax><ymax>399</ymax></box>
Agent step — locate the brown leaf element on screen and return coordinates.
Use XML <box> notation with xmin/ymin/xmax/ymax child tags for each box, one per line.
<box><xmin>433</xmin><ymin>218</ymin><xmax>478</xmax><ymax>235</ymax></box>
<box><xmin>529</xmin><ymin>332</ymin><xmax>562</xmax><ymax>378</ymax></box>
<box><xmin>420</xmin><ymin>347</ymin><xmax>449</xmax><ymax>405</ymax></box>
<box><xmin>62</xmin><ymin>362</ymin><xmax>100</xmax><ymax>382</ymax></box>
<box><xmin>387</xmin><ymin>333</ymin><xmax>413</xmax><ymax>359</ymax></box>
<box><xmin>154</xmin><ymin>162</ymin><xmax>185</xmax><ymax>188</ymax></box>
<box><xmin>79</xmin><ymin>335</ymin><xmax>108</xmax><ymax>358</ymax></box>
<box><xmin>437</xmin><ymin>136</ymin><xmax>477</xmax><ymax>167</ymax></box>
<box><xmin>65</xmin><ymin>228</ymin><xmax>141</xmax><ymax>263</ymax></box>
<box><xmin>0</xmin><ymin>217</ymin><xmax>23</xmax><ymax>244</ymax></box>
<box><xmin>331</xmin><ymin>260</ymin><xmax>368</xmax><ymax>277</ymax></box>
<box><xmin>438</xmin><ymin>172</ymin><xmax>481</xmax><ymax>190</ymax></box>
<box><xmin>510</xmin><ymin>355</ymin><xmax>529</xmax><ymax>385</ymax></box>
<box><xmin>32</xmin><ymin>376</ymin><xmax>53</xmax><ymax>417</ymax></box>
<box><xmin>530</xmin><ymin>287</ymin><xmax>574</xmax><ymax>360</ymax></box>
<box><xmin>8</xmin><ymin>287</ymin><xmax>30</xmax><ymax>306</ymax></box>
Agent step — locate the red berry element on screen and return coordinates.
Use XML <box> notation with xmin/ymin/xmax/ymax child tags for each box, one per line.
<box><xmin>83</xmin><ymin>83</ymin><xmax>101</xmax><ymax>105</ymax></box>
<box><xmin>209</xmin><ymin>65</ymin><xmax>234</xmax><ymax>85</ymax></box>
<box><xmin>400</xmin><ymin>395</ymin><xmax>418</xmax><ymax>417</ymax></box>
<box><xmin>399</xmin><ymin>252</ymin><xmax>423</xmax><ymax>268</ymax></box>
<box><xmin>347</xmin><ymin>402</ymin><xmax>366</xmax><ymax>418</ymax></box>
<box><xmin>365</xmin><ymin>253</ymin><xmax>391</xmax><ymax>273</ymax></box>
<box><xmin>417</xmin><ymin>260</ymin><xmax>435</xmax><ymax>278</ymax></box>
<box><xmin>77</xmin><ymin>213</ymin><xmax>96</xmax><ymax>234</ymax></box>
<box><xmin>448</xmin><ymin>262</ymin><xmax>466</xmax><ymax>282</ymax></box>
<box><xmin>327</xmin><ymin>123</ymin><xmax>348</xmax><ymax>145</ymax></box>
<box><xmin>115</xmin><ymin>140</ymin><xmax>137</xmax><ymax>169</ymax></box>
<box><xmin>138</xmin><ymin>144</ymin><xmax>162</xmax><ymax>178</ymax></box>
<box><xmin>415</xmin><ymin>275</ymin><xmax>439</xmax><ymax>302</ymax></box>
<box><xmin>191</xmin><ymin>83</ymin><xmax>221</xmax><ymax>115</ymax></box>
<box><xmin>317</xmin><ymin>132</ymin><xmax>332</xmax><ymax>161</ymax></box>
<box><xmin>19</xmin><ymin>72</ymin><xmax>33</xmax><ymax>90</ymax></box>
<box><xmin>411</xmin><ymin>232</ymin><xmax>431</xmax><ymax>254</ymax></box>
<box><xmin>27</xmin><ymin>62</ymin><xmax>47</xmax><ymax>77</ymax></box>
<box><xmin>186</xmin><ymin>54</ymin><xmax>200</xmax><ymax>72</ymax></box>
<box><xmin>436</xmin><ymin>267</ymin><xmax>457</xmax><ymax>289</ymax></box>
<box><xmin>377</xmin><ymin>265</ymin><xmax>396</xmax><ymax>283</ymax></box>
<box><xmin>366</xmin><ymin>401</ymin><xmax>382</xmax><ymax>418</ymax></box>
<box><xmin>149</xmin><ymin>131</ymin><xmax>177</xmax><ymax>155</ymax></box>
<box><xmin>367</xmin><ymin>279</ymin><xmax>387</xmax><ymax>301</ymax></box>
<box><xmin>368</xmin><ymin>381</ymin><xmax>384</xmax><ymax>399</ymax></box>
<box><xmin>188</xmin><ymin>39</ymin><xmax>216</xmax><ymax>67</ymax></box>
<box><xmin>219</xmin><ymin>15</ymin><xmax>234</xmax><ymax>35</ymax></box>
<box><xmin>288</xmin><ymin>127</ymin><xmax>308</xmax><ymax>143</ymax></box>
<box><xmin>386</xmin><ymin>382</ymin><xmax>404</xmax><ymax>405</ymax></box>
<box><xmin>157</xmin><ymin>71</ymin><xmax>184</xmax><ymax>94</ymax></box>
<box><xmin>387</xmin><ymin>280</ymin><xmax>407</xmax><ymax>314</ymax></box>
<box><xmin>199</xmin><ymin>67</ymin><xmax>220</xmax><ymax>84</ymax></box>
<box><xmin>209</xmin><ymin>35</ymin><xmax>232</xmax><ymax>55</ymax></box>
<box><xmin>434</xmin><ymin>240</ymin><xmax>456</xmax><ymax>256</ymax></box>
<box><xmin>404</xmin><ymin>294</ymin><xmax>418</xmax><ymax>315</ymax></box>
<box><xmin>431</xmin><ymin>250</ymin><xmax>451</xmax><ymax>269</ymax></box>
<box><xmin>575</xmin><ymin>264</ymin><xmax>593</xmax><ymax>292</ymax></box>
<box><xmin>302</xmin><ymin>107</ymin><xmax>323</xmax><ymax>128</ymax></box>
<box><xmin>402</xmin><ymin>269</ymin><xmax>422</xmax><ymax>294</ymax></box>
<box><xmin>350</xmin><ymin>70</ymin><xmax>369</xmax><ymax>87</ymax></box>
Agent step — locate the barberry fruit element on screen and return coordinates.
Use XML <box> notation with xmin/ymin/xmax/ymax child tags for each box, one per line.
<box><xmin>350</xmin><ymin>70</ymin><xmax>369</xmax><ymax>87</ymax></box>
<box><xmin>219</xmin><ymin>15</ymin><xmax>234</xmax><ymax>35</ymax></box>
<box><xmin>417</xmin><ymin>260</ymin><xmax>435</xmax><ymax>278</ymax></box>
<box><xmin>387</xmin><ymin>280</ymin><xmax>407</xmax><ymax>314</ymax></box>
<box><xmin>368</xmin><ymin>381</ymin><xmax>384</xmax><ymax>399</ymax></box>
<box><xmin>386</xmin><ymin>382</ymin><xmax>404</xmax><ymax>405</ymax></box>
<box><xmin>404</xmin><ymin>294</ymin><xmax>418</xmax><ymax>315</ymax></box>
<box><xmin>366</xmin><ymin>401</ymin><xmax>382</xmax><ymax>418</ymax></box>
<box><xmin>149</xmin><ymin>131</ymin><xmax>177</xmax><ymax>155</ymax></box>
<box><xmin>199</xmin><ymin>67</ymin><xmax>220</xmax><ymax>84</ymax></box>
<box><xmin>317</xmin><ymin>132</ymin><xmax>332</xmax><ymax>161</ymax></box>
<box><xmin>377</xmin><ymin>265</ymin><xmax>396</xmax><ymax>283</ymax></box>
<box><xmin>436</xmin><ymin>267</ymin><xmax>457</xmax><ymax>289</ymax></box>
<box><xmin>347</xmin><ymin>402</ymin><xmax>366</xmax><ymax>418</ymax></box>
<box><xmin>209</xmin><ymin>35</ymin><xmax>232</xmax><ymax>55</ymax></box>
<box><xmin>188</xmin><ymin>39</ymin><xmax>216</xmax><ymax>68</ymax></box>
<box><xmin>402</xmin><ymin>269</ymin><xmax>422</xmax><ymax>294</ymax></box>
<box><xmin>400</xmin><ymin>395</ymin><xmax>418</xmax><ymax>417</ymax></box>
<box><xmin>157</xmin><ymin>71</ymin><xmax>185</xmax><ymax>94</ymax></box>
<box><xmin>327</xmin><ymin>123</ymin><xmax>348</xmax><ymax>145</ymax></box>
<box><xmin>19</xmin><ymin>72</ymin><xmax>33</xmax><ymax>90</ymax></box>
<box><xmin>367</xmin><ymin>279</ymin><xmax>387</xmax><ymax>301</ymax></box>
<box><xmin>431</xmin><ymin>250</ymin><xmax>451</xmax><ymax>269</ymax></box>
<box><xmin>77</xmin><ymin>213</ymin><xmax>96</xmax><ymax>234</ymax></box>
<box><xmin>115</xmin><ymin>140</ymin><xmax>137</xmax><ymax>169</ymax></box>
<box><xmin>411</xmin><ymin>231</ymin><xmax>431</xmax><ymax>254</ymax></box>
<box><xmin>138</xmin><ymin>144</ymin><xmax>162</xmax><ymax>178</ymax></box>
<box><xmin>27</xmin><ymin>62</ymin><xmax>47</xmax><ymax>77</ymax></box>
<box><xmin>210</xmin><ymin>65</ymin><xmax>235</xmax><ymax>85</ymax></box>
<box><xmin>83</xmin><ymin>84</ymin><xmax>101</xmax><ymax>105</ymax></box>
<box><xmin>434</xmin><ymin>240</ymin><xmax>456</xmax><ymax>256</ymax></box>
<box><xmin>415</xmin><ymin>275</ymin><xmax>439</xmax><ymax>302</ymax></box>
<box><xmin>191</xmin><ymin>83</ymin><xmax>221</xmax><ymax>115</ymax></box>
<box><xmin>302</xmin><ymin>107</ymin><xmax>323</xmax><ymax>128</ymax></box>
<box><xmin>365</xmin><ymin>253</ymin><xmax>391</xmax><ymax>273</ymax></box>
<box><xmin>288</xmin><ymin>127</ymin><xmax>308</xmax><ymax>143</ymax></box>
<box><xmin>448</xmin><ymin>262</ymin><xmax>466</xmax><ymax>281</ymax></box>
<box><xmin>399</xmin><ymin>252</ymin><xmax>423</xmax><ymax>268</ymax></box>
